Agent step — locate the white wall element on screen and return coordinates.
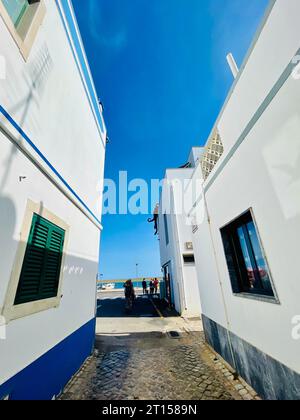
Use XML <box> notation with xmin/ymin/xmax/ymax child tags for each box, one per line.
<box><xmin>217</xmin><ymin>0</ymin><xmax>300</xmax><ymax>154</ymax></box>
<box><xmin>0</xmin><ymin>0</ymin><xmax>106</xmax><ymax>215</ymax></box>
<box><xmin>192</xmin><ymin>0</ymin><xmax>300</xmax><ymax>374</ymax></box>
<box><xmin>159</xmin><ymin>169</ymin><xmax>201</xmax><ymax>316</ymax></box>
<box><xmin>0</xmin><ymin>1</ymin><xmax>106</xmax><ymax>385</ymax></box>
<box><xmin>188</xmin><ymin>147</ymin><xmax>204</xmax><ymax>168</ymax></box>
<box><xmin>0</xmin><ymin>137</ymin><xmax>100</xmax><ymax>384</ymax></box>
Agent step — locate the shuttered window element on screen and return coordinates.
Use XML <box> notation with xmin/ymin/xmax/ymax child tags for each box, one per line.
<box><xmin>14</xmin><ymin>214</ymin><xmax>65</xmax><ymax>305</ymax></box>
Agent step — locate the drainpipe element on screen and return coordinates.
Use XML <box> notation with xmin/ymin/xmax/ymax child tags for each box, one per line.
<box><xmin>203</xmin><ymin>188</ymin><xmax>239</xmax><ymax>378</ymax></box>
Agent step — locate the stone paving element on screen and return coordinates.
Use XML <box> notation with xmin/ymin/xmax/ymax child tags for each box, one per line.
<box><xmin>60</xmin><ymin>293</ymin><xmax>260</xmax><ymax>401</ymax></box>
<box><xmin>61</xmin><ymin>330</ymin><xmax>259</xmax><ymax>400</ymax></box>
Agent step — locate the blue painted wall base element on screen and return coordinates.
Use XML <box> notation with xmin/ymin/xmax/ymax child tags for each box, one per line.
<box><xmin>0</xmin><ymin>318</ymin><xmax>96</xmax><ymax>400</ymax></box>
<box><xmin>202</xmin><ymin>314</ymin><xmax>300</xmax><ymax>400</ymax></box>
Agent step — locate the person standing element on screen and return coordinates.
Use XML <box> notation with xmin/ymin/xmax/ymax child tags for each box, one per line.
<box><xmin>149</xmin><ymin>280</ymin><xmax>154</xmax><ymax>295</ymax></box>
<box><xmin>153</xmin><ymin>278</ymin><xmax>159</xmax><ymax>294</ymax></box>
<box><xmin>124</xmin><ymin>280</ymin><xmax>135</xmax><ymax>310</ymax></box>
<box><xmin>142</xmin><ymin>279</ymin><xmax>147</xmax><ymax>295</ymax></box>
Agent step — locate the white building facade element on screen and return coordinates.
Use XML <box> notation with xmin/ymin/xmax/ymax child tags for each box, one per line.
<box><xmin>0</xmin><ymin>0</ymin><xmax>106</xmax><ymax>399</ymax></box>
<box><xmin>158</xmin><ymin>148</ymin><xmax>203</xmax><ymax>317</ymax></box>
<box><xmin>186</xmin><ymin>0</ymin><xmax>300</xmax><ymax>400</ymax></box>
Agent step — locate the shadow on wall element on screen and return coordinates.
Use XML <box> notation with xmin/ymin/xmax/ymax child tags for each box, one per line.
<box><xmin>0</xmin><ymin>44</ymin><xmax>53</xmax><ymax>193</ymax></box>
<box><xmin>6</xmin><ymin>43</ymin><xmax>53</xmax><ymax>129</ymax></box>
<box><xmin>262</xmin><ymin>113</ymin><xmax>300</xmax><ymax>225</ymax></box>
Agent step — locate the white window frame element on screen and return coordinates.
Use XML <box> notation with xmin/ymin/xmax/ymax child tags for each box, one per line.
<box><xmin>1</xmin><ymin>200</ymin><xmax>69</xmax><ymax>323</ymax></box>
<box><xmin>0</xmin><ymin>0</ymin><xmax>46</xmax><ymax>60</ymax></box>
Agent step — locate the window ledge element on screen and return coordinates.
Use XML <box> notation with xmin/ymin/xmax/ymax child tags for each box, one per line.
<box><xmin>2</xmin><ymin>296</ymin><xmax>62</xmax><ymax>323</ymax></box>
<box><xmin>233</xmin><ymin>292</ymin><xmax>280</xmax><ymax>305</ymax></box>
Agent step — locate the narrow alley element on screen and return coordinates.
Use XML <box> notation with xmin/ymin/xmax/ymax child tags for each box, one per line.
<box><xmin>60</xmin><ymin>290</ymin><xmax>259</xmax><ymax>401</ymax></box>
<box><xmin>1</xmin><ymin>0</ymin><xmax>299</xmax><ymax>402</ymax></box>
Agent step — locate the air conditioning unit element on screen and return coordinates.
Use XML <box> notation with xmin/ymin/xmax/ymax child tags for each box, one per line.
<box><xmin>185</xmin><ymin>242</ymin><xmax>193</xmax><ymax>250</ymax></box>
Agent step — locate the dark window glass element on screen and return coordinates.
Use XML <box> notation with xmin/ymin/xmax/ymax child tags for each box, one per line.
<box><xmin>221</xmin><ymin>211</ymin><xmax>274</xmax><ymax>298</ymax></box>
<box><xmin>183</xmin><ymin>254</ymin><xmax>195</xmax><ymax>264</ymax></box>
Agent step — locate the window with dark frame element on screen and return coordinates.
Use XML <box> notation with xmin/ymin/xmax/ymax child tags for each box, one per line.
<box><xmin>14</xmin><ymin>213</ymin><xmax>65</xmax><ymax>305</ymax></box>
<box><xmin>221</xmin><ymin>210</ymin><xmax>275</xmax><ymax>298</ymax></box>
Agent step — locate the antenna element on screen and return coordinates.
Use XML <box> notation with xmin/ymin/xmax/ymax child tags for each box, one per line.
<box><xmin>226</xmin><ymin>53</ymin><xmax>239</xmax><ymax>79</ymax></box>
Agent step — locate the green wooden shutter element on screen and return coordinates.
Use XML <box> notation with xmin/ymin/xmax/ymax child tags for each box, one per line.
<box><xmin>40</xmin><ymin>223</ymin><xmax>65</xmax><ymax>300</ymax></box>
<box><xmin>14</xmin><ymin>214</ymin><xmax>65</xmax><ymax>305</ymax></box>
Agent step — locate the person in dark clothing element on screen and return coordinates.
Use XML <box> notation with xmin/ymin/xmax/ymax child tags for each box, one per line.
<box><xmin>142</xmin><ymin>279</ymin><xmax>147</xmax><ymax>295</ymax></box>
<box><xmin>153</xmin><ymin>278</ymin><xmax>159</xmax><ymax>294</ymax></box>
<box><xmin>124</xmin><ymin>280</ymin><xmax>135</xmax><ymax>310</ymax></box>
<box><xmin>147</xmin><ymin>204</ymin><xmax>159</xmax><ymax>235</ymax></box>
<box><xmin>149</xmin><ymin>280</ymin><xmax>155</xmax><ymax>295</ymax></box>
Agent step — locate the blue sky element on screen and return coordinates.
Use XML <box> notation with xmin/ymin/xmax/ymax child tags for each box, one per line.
<box><xmin>72</xmin><ymin>0</ymin><xmax>269</xmax><ymax>280</ymax></box>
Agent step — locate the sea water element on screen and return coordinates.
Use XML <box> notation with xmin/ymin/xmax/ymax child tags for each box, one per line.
<box><xmin>98</xmin><ymin>281</ymin><xmax>158</xmax><ymax>290</ymax></box>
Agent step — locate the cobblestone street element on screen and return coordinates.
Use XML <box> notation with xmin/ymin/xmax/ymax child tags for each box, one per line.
<box><xmin>61</xmin><ymin>292</ymin><xmax>259</xmax><ymax>401</ymax></box>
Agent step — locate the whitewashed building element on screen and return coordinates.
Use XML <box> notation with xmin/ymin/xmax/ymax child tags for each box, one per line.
<box><xmin>158</xmin><ymin>148</ymin><xmax>203</xmax><ymax>317</ymax></box>
<box><xmin>0</xmin><ymin>0</ymin><xmax>106</xmax><ymax>399</ymax></box>
<box><xmin>185</xmin><ymin>0</ymin><xmax>300</xmax><ymax>400</ymax></box>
